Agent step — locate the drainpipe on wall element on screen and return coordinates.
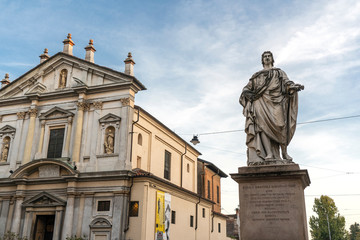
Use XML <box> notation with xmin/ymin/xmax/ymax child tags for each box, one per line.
<box><xmin>129</xmin><ymin>108</ymin><xmax>140</xmax><ymax>163</ymax></box>
<box><xmin>124</xmin><ymin>108</ymin><xmax>140</xmax><ymax>233</ymax></box>
<box><xmin>180</xmin><ymin>143</ymin><xmax>187</xmax><ymax>187</ymax></box>
<box><xmin>124</xmin><ymin>176</ymin><xmax>134</xmax><ymax>232</ymax></box>
<box><xmin>210</xmin><ymin>170</ymin><xmax>218</xmax><ymax>233</ymax></box>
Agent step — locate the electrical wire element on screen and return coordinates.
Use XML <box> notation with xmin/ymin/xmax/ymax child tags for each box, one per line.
<box><xmin>182</xmin><ymin>114</ymin><xmax>360</xmax><ymax>136</ymax></box>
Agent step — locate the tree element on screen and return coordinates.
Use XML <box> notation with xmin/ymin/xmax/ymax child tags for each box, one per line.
<box><xmin>309</xmin><ymin>195</ymin><xmax>348</xmax><ymax>240</ymax></box>
<box><xmin>349</xmin><ymin>222</ymin><xmax>360</xmax><ymax>240</ymax></box>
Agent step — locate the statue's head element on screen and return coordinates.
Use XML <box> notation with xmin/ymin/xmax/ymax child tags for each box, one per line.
<box><xmin>261</xmin><ymin>51</ymin><xmax>274</xmax><ymax>67</ymax></box>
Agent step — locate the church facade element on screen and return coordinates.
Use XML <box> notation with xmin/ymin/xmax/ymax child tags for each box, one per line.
<box><xmin>0</xmin><ymin>34</ymin><xmax>228</xmax><ymax>240</ymax></box>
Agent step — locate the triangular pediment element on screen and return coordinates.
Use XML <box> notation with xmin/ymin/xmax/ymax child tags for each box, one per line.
<box><xmin>25</xmin><ymin>82</ymin><xmax>47</xmax><ymax>95</ymax></box>
<box><xmin>99</xmin><ymin>113</ymin><xmax>121</xmax><ymax>123</ymax></box>
<box><xmin>0</xmin><ymin>125</ymin><xmax>16</xmax><ymax>134</ymax></box>
<box><xmin>0</xmin><ymin>52</ymin><xmax>140</xmax><ymax>100</ymax></box>
<box><xmin>23</xmin><ymin>192</ymin><xmax>66</xmax><ymax>207</ymax></box>
<box><xmin>39</xmin><ymin>106</ymin><xmax>74</xmax><ymax>120</ymax></box>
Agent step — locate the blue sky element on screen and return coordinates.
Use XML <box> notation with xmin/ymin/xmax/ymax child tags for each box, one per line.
<box><xmin>1</xmin><ymin>0</ymin><xmax>360</xmax><ymax>231</ymax></box>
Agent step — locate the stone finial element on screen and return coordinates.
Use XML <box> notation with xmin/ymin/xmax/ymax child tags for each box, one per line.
<box><xmin>63</xmin><ymin>33</ymin><xmax>75</xmax><ymax>55</ymax></box>
<box><xmin>124</xmin><ymin>52</ymin><xmax>135</xmax><ymax>76</ymax></box>
<box><xmin>39</xmin><ymin>48</ymin><xmax>50</xmax><ymax>63</ymax></box>
<box><xmin>84</xmin><ymin>39</ymin><xmax>96</xmax><ymax>63</ymax></box>
<box><xmin>1</xmin><ymin>73</ymin><xmax>10</xmax><ymax>87</ymax></box>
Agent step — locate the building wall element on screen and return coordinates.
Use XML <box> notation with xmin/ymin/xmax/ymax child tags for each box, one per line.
<box><xmin>127</xmin><ymin>178</ymin><xmax>214</xmax><ymax>240</ymax></box>
<box><xmin>131</xmin><ymin>108</ymin><xmax>199</xmax><ymax>193</ymax></box>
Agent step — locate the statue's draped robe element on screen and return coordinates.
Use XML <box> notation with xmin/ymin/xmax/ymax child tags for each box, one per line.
<box><xmin>240</xmin><ymin>68</ymin><xmax>298</xmax><ymax>164</ymax></box>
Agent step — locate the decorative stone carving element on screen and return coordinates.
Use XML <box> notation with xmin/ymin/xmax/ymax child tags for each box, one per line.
<box><xmin>104</xmin><ymin>127</ymin><xmax>115</xmax><ymax>154</ymax></box>
<box><xmin>239</xmin><ymin>51</ymin><xmax>304</xmax><ymax>166</ymax></box>
<box><xmin>77</xmin><ymin>102</ymin><xmax>90</xmax><ymax>111</ymax></box>
<box><xmin>93</xmin><ymin>101</ymin><xmax>103</xmax><ymax>110</ymax></box>
<box><xmin>39</xmin><ymin>107</ymin><xmax>74</xmax><ymax>120</ymax></box>
<box><xmin>28</xmin><ymin>108</ymin><xmax>38</xmax><ymax>117</ymax></box>
<box><xmin>59</xmin><ymin>69</ymin><xmax>67</xmax><ymax>88</ymax></box>
<box><xmin>22</xmin><ymin>191</ymin><xmax>66</xmax><ymax>207</ymax></box>
<box><xmin>1</xmin><ymin>137</ymin><xmax>10</xmax><ymax>162</ymax></box>
<box><xmin>120</xmin><ymin>97</ymin><xmax>130</xmax><ymax>106</ymax></box>
<box><xmin>17</xmin><ymin>112</ymin><xmax>26</xmax><ymax>120</ymax></box>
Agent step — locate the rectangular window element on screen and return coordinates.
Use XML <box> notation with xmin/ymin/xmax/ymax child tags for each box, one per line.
<box><xmin>164</xmin><ymin>150</ymin><xmax>171</xmax><ymax>180</ymax></box>
<box><xmin>129</xmin><ymin>201</ymin><xmax>139</xmax><ymax>217</ymax></box>
<box><xmin>218</xmin><ymin>223</ymin><xmax>221</xmax><ymax>233</ymax></box>
<box><xmin>202</xmin><ymin>208</ymin><xmax>205</xmax><ymax>218</ymax></box>
<box><xmin>190</xmin><ymin>215</ymin><xmax>194</xmax><ymax>227</ymax></box>
<box><xmin>171</xmin><ymin>210</ymin><xmax>176</xmax><ymax>224</ymax></box>
<box><xmin>47</xmin><ymin>128</ymin><xmax>65</xmax><ymax>158</ymax></box>
<box><xmin>217</xmin><ymin>186</ymin><xmax>220</xmax><ymax>203</ymax></box>
<box><xmin>97</xmin><ymin>200</ymin><xmax>110</xmax><ymax>211</ymax></box>
<box><xmin>207</xmin><ymin>180</ymin><xmax>211</xmax><ymax>199</ymax></box>
<box><xmin>137</xmin><ymin>156</ymin><xmax>141</xmax><ymax>168</ymax></box>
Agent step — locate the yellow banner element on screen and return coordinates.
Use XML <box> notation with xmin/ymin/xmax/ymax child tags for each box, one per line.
<box><xmin>155</xmin><ymin>191</ymin><xmax>165</xmax><ymax>240</ymax></box>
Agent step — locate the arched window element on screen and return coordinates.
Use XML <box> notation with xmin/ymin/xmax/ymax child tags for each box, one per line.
<box><xmin>138</xmin><ymin>133</ymin><xmax>143</xmax><ymax>146</ymax></box>
<box><xmin>104</xmin><ymin>126</ymin><xmax>115</xmax><ymax>154</ymax></box>
<box><xmin>59</xmin><ymin>69</ymin><xmax>68</xmax><ymax>88</ymax></box>
<box><xmin>1</xmin><ymin>136</ymin><xmax>10</xmax><ymax>163</ymax></box>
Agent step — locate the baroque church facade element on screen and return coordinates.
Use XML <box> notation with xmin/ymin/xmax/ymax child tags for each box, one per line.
<box><xmin>0</xmin><ymin>34</ymin><xmax>228</xmax><ymax>240</ymax></box>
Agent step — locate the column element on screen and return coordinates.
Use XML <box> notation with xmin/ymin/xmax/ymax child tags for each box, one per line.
<box><xmin>62</xmin><ymin>195</ymin><xmax>75</xmax><ymax>238</ymax></box>
<box><xmin>63</xmin><ymin>117</ymin><xmax>73</xmax><ymax>157</ymax></box>
<box><xmin>112</xmin><ymin>192</ymin><xmax>128</xmax><ymax>240</ymax></box>
<box><xmin>23</xmin><ymin>107</ymin><xmax>38</xmax><ymax>164</ymax></box>
<box><xmin>0</xmin><ymin>199</ymin><xmax>10</xmax><ymax>235</ymax></box>
<box><xmin>36</xmin><ymin>120</ymin><xmax>46</xmax><ymax>158</ymax></box>
<box><xmin>22</xmin><ymin>209</ymin><xmax>33</xmax><ymax>239</ymax></box>
<box><xmin>76</xmin><ymin>194</ymin><xmax>85</xmax><ymax>237</ymax></box>
<box><xmin>10</xmin><ymin>196</ymin><xmax>24</xmax><ymax>234</ymax></box>
<box><xmin>53</xmin><ymin>207</ymin><xmax>64</xmax><ymax>240</ymax></box>
<box><xmin>72</xmin><ymin>102</ymin><xmax>86</xmax><ymax>162</ymax></box>
<box><xmin>81</xmin><ymin>194</ymin><xmax>93</xmax><ymax>237</ymax></box>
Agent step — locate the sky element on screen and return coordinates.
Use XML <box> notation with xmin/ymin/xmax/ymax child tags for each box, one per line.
<box><xmin>1</xmin><ymin>0</ymin><xmax>360</xmax><ymax>233</ymax></box>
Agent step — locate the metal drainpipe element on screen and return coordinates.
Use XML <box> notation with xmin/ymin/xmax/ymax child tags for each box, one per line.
<box><xmin>129</xmin><ymin>108</ymin><xmax>140</xmax><ymax>163</ymax></box>
<box><xmin>195</xmin><ymin>196</ymin><xmax>201</xmax><ymax>233</ymax></box>
<box><xmin>124</xmin><ymin>176</ymin><xmax>134</xmax><ymax>232</ymax></box>
<box><xmin>124</xmin><ymin>108</ymin><xmax>140</xmax><ymax>233</ymax></box>
<box><xmin>210</xmin><ymin>170</ymin><xmax>218</xmax><ymax>233</ymax></box>
<box><xmin>180</xmin><ymin>143</ymin><xmax>187</xmax><ymax>187</ymax></box>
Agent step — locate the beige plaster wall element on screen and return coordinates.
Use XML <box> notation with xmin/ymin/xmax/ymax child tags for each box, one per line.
<box><xmin>127</xmin><ymin>179</ymin><xmax>215</xmax><ymax>240</ymax></box>
<box><xmin>131</xmin><ymin>109</ymin><xmax>199</xmax><ymax>192</ymax></box>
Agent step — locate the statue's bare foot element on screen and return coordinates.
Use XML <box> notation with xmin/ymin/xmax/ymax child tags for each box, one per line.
<box><xmin>282</xmin><ymin>153</ymin><xmax>293</xmax><ymax>161</ymax></box>
<box><xmin>265</xmin><ymin>155</ymin><xmax>274</xmax><ymax>160</ymax></box>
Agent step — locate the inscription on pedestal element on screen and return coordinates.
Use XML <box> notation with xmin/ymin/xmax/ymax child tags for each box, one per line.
<box><xmin>243</xmin><ymin>183</ymin><xmax>296</xmax><ymax>223</ymax></box>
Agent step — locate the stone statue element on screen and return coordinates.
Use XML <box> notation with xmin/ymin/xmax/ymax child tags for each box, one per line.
<box><xmin>104</xmin><ymin>128</ymin><xmax>114</xmax><ymax>154</ymax></box>
<box><xmin>239</xmin><ymin>51</ymin><xmax>304</xmax><ymax>165</ymax></box>
<box><xmin>1</xmin><ymin>138</ymin><xmax>10</xmax><ymax>162</ymax></box>
<box><xmin>59</xmin><ymin>69</ymin><xmax>67</xmax><ymax>88</ymax></box>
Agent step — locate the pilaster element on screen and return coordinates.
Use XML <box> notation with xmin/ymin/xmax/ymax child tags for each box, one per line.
<box><xmin>23</xmin><ymin>107</ymin><xmax>38</xmax><ymax>164</ymax></box>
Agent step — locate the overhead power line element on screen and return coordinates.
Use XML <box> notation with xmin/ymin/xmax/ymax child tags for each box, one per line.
<box><xmin>182</xmin><ymin>114</ymin><xmax>360</xmax><ymax>136</ymax></box>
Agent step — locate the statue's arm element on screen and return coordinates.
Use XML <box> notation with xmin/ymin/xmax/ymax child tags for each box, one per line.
<box><xmin>279</xmin><ymin>70</ymin><xmax>304</xmax><ymax>94</ymax></box>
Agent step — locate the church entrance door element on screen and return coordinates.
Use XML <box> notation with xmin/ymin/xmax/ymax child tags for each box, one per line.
<box><xmin>33</xmin><ymin>215</ymin><xmax>55</xmax><ymax>240</ymax></box>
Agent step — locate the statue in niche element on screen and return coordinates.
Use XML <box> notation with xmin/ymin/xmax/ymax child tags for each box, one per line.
<box><xmin>1</xmin><ymin>137</ymin><xmax>10</xmax><ymax>163</ymax></box>
<box><xmin>59</xmin><ymin>69</ymin><xmax>67</xmax><ymax>88</ymax></box>
<box><xmin>104</xmin><ymin>127</ymin><xmax>115</xmax><ymax>154</ymax></box>
<box><xmin>239</xmin><ymin>51</ymin><xmax>304</xmax><ymax>166</ymax></box>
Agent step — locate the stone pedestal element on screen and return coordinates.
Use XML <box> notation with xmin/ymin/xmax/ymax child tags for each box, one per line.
<box><xmin>231</xmin><ymin>164</ymin><xmax>310</xmax><ymax>240</ymax></box>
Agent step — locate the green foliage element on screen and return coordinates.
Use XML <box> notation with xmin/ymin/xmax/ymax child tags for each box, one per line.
<box><xmin>0</xmin><ymin>232</ymin><xmax>28</xmax><ymax>240</ymax></box>
<box><xmin>349</xmin><ymin>222</ymin><xmax>360</xmax><ymax>240</ymax></box>
<box><xmin>65</xmin><ymin>236</ymin><xmax>86</xmax><ymax>240</ymax></box>
<box><xmin>309</xmin><ymin>195</ymin><xmax>348</xmax><ymax>240</ymax></box>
